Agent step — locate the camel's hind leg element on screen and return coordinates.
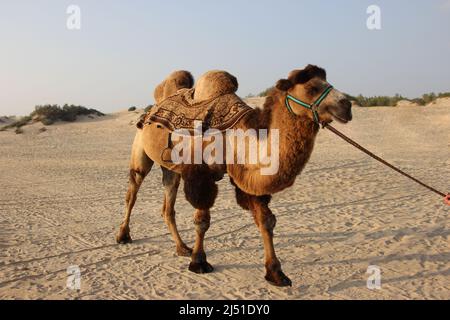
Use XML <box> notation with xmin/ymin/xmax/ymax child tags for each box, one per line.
<box><xmin>161</xmin><ymin>167</ymin><xmax>192</xmax><ymax>257</ymax></box>
<box><xmin>116</xmin><ymin>132</ymin><xmax>154</xmax><ymax>244</ymax></box>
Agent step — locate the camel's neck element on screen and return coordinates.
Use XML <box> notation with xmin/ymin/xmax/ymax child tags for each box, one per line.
<box><xmin>230</xmin><ymin>93</ymin><xmax>320</xmax><ymax>195</ymax></box>
<box><xmin>269</xmin><ymin>94</ymin><xmax>320</xmax><ymax>177</ymax></box>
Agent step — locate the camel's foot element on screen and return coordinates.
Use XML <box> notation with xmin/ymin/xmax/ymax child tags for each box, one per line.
<box><xmin>176</xmin><ymin>244</ymin><xmax>193</xmax><ymax>257</ymax></box>
<box><xmin>189</xmin><ymin>261</ymin><xmax>214</xmax><ymax>274</ymax></box>
<box><xmin>116</xmin><ymin>226</ymin><xmax>132</xmax><ymax>244</ymax></box>
<box><xmin>265</xmin><ymin>269</ymin><xmax>292</xmax><ymax>287</ymax></box>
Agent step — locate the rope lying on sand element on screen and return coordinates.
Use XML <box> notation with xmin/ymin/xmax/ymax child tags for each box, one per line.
<box><xmin>323</xmin><ymin>123</ymin><xmax>449</xmax><ymax>202</ymax></box>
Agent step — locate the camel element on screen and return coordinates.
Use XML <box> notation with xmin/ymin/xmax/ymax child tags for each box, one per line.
<box><xmin>116</xmin><ymin>65</ymin><xmax>352</xmax><ymax>286</ymax></box>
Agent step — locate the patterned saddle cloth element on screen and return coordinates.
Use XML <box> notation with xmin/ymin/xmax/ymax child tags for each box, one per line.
<box><xmin>144</xmin><ymin>88</ymin><xmax>253</xmax><ymax>132</ymax></box>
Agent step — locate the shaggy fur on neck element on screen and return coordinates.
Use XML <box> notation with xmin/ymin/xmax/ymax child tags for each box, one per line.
<box><xmin>228</xmin><ymin>70</ymin><xmax>321</xmax><ymax>196</ymax></box>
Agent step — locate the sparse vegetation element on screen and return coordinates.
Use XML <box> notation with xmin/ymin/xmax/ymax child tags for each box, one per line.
<box><xmin>31</xmin><ymin>104</ymin><xmax>104</xmax><ymax>125</ymax></box>
<box><xmin>347</xmin><ymin>92</ymin><xmax>450</xmax><ymax>107</ymax></box>
<box><xmin>349</xmin><ymin>94</ymin><xmax>407</xmax><ymax>107</ymax></box>
<box><xmin>144</xmin><ymin>105</ymin><xmax>153</xmax><ymax>113</ymax></box>
<box><xmin>0</xmin><ymin>104</ymin><xmax>104</xmax><ymax>131</ymax></box>
<box><xmin>1</xmin><ymin>116</ymin><xmax>32</xmax><ymax>131</ymax></box>
<box><xmin>128</xmin><ymin>106</ymin><xmax>137</xmax><ymax>112</ymax></box>
<box><xmin>258</xmin><ymin>87</ymin><xmax>275</xmax><ymax>97</ymax></box>
<box><xmin>419</xmin><ymin>92</ymin><xmax>450</xmax><ymax>105</ymax></box>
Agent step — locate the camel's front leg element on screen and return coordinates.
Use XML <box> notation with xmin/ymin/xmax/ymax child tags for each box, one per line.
<box><xmin>189</xmin><ymin>209</ymin><xmax>213</xmax><ymax>273</ymax></box>
<box><xmin>182</xmin><ymin>164</ymin><xmax>218</xmax><ymax>274</ymax></box>
<box><xmin>233</xmin><ymin>182</ymin><xmax>292</xmax><ymax>287</ymax></box>
<box><xmin>252</xmin><ymin>200</ymin><xmax>291</xmax><ymax>287</ymax></box>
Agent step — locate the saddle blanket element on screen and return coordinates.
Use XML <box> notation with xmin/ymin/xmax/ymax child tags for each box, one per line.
<box><xmin>146</xmin><ymin>88</ymin><xmax>253</xmax><ymax>132</ymax></box>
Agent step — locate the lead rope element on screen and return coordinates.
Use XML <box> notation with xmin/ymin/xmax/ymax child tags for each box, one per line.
<box><xmin>322</xmin><ymin>122</ymin><xmax>448</xmax><ymax>200</ymax></box>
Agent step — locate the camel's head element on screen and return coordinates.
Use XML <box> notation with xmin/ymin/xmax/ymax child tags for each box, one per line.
<box><xmin>276</xmin><ymin>65</ymin><xmax>352</xmax><ymax>124</ymax></box>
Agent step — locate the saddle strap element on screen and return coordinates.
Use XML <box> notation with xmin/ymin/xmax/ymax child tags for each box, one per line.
<box><xmin>160</xmin><ymin>132</ymin><xmax>174</xmax><ymax>163</ymax></box>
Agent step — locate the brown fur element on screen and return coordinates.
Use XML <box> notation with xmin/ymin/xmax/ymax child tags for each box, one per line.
<box><xmin>182</xmin><ymin>165</ymin><xmax>218</xmax><ymax>210</ymax></box>
<box><xmin>288</xmin><ymin>64</ymin><xmax>327</xmax><ymax>84</ymax></box>
<box><xmin>116</xmin><ymin>66</ymin><xmax>352</xmax><ymax>287</ymax></box>
<box><xmin>194</xmin><ymin>70</ymin><xmax>238</xmax><ymax>102</ymax></box>
<box><xmin>227</xmin><ymin>87</ymin><xmax>320</xmax><ymax>196</ymax></box>
<box><xmin>154</xmin><ymin>70</ymin><xmax>194</xmax><ymax>104</ymax></box>
<box><xmin>275</xmin><ymin>65</ymin><xmax>327</xmax><ymax>92</ymax></box>
<box><xmin>231</xmin><ymin>178</ymin><xmax>271</xmax><ymax>211</ymax></box>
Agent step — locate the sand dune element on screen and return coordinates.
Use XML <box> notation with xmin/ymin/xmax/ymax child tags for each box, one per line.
<box><xmin>0</xmin><ymin>104</ymin><xmax>448</xmax><ymax>300</ymax></box>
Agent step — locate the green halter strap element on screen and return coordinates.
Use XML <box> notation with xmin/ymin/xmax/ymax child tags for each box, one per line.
<box><xmin>285</xmin><ymin>85</ymin><xmax>334</xmax><ymax>124</ymax></box>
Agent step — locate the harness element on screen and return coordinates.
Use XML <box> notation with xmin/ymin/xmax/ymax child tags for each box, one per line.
<box><xmin>285</xmin><ymin>85</ymin><xmax>334</xmax><ymax>124</ymax></box>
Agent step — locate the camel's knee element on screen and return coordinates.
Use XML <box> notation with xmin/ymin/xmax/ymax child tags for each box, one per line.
<box><xmin>182</xmin><ymin>165</ymin><xmax>218</xmax><ymax>210</ymax></box>
<box><xmin>251</xmin><ymin>196</ymin><xmax>275</xmax><ymax>231</ymax></box>
<box><xmin>260</xmin><ymin>213</ymin><xmax>277</xmax><ymax>232</ymax></box>
<box><xmin>235</xmin><ymin>189</ymin><xmax>274</xmax><ymax>229</ymax></box>
<box><xmin>161</xmin><ymin>169</ymin><xmax>180</xmax><ymax>218</ymax></box>
<box><xmin>194</xmin><ymin>210</ymin><xmax>211</xmax><ymax>234</ymax></box>
<box><xmin>126</xmin><ymin>170</ymin><xmax>147</xmax><ymax>202</ymax></box>
<box><xmin>129</xmin><ymin>169</ymin><xmax>146</xmax><ymax>187</ymax></box>
<box><xmin>162</xmin><ymin>168</ymin><xmax>180</xmax><ymax>188</ymax></box>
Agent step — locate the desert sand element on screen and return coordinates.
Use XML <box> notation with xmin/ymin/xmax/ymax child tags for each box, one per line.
<box><xmin>0</xmin><ymin>100</ymin><xmax>449</xmax><ymax>300</ymax></box>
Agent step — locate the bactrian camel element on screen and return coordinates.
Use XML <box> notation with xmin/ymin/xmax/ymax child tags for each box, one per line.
<box><xmin>116</xmin><ymin>65</ymin><xmax>352</xmax><ymax>286</ymax></box>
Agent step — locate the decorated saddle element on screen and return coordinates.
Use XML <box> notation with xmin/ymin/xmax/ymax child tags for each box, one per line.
<box><xmin>141</xmin><ymin>88</ymin><xmax>253</xmax><ymax>132</ymax></box>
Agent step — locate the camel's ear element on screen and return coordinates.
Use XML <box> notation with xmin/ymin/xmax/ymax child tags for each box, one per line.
<box><xmin>288</xmin><ymin>65</ymin><xmax>327</xmax><ymax>85</ymax></box>
<box><xmin>276</xmin><ymin>79</ymin><xmax>293</xmax><ymax>91</ymax></box>
<box><xmin>304</xmin><ymin>64</ymin><xmax>326</xmax><ymax>80</ymax></box>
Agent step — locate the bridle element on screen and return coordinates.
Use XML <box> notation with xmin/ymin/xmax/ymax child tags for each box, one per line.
<box><xmin>285</xmin><ymin>85</ymin><xmax>334</xmax><ymax>124</ymax></box>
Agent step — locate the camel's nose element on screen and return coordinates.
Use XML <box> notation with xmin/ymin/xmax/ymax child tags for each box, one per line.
<box><xmin>339</xmin><ymin>99</ymin><xmax>352</xmax><ymax>110</ymax></box>
<box><xmin>338</xmin><ymin>99</ymin><xmax>353</xmax><ymax>121</ymax></box>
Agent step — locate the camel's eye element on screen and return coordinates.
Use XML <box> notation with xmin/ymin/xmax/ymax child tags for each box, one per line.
<box><xmin>306</xmin><ymin>83</ymin><xmax>320</xmax><ymax>97</ymax></box>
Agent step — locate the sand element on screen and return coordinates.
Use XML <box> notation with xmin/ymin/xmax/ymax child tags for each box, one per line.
<box><xmin>0</xmin><ymin>103</ymin><xmax>448</xmax><ymax>300</ymax></box>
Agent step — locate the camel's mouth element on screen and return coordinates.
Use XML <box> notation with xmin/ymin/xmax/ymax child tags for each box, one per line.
<box><xmin>333</xmin><ymin>115</ymin><xmax>350</xmax><ymax>124</ymax></box>
<box><xmin>327</xmin><ymin>99</ymin><xmax>352</xmax><ymax>124</ymax></box>
<box><xmin>331</xmin><ymin>112</ymin><xmax>352</xmax><ymax>124</ymax></box>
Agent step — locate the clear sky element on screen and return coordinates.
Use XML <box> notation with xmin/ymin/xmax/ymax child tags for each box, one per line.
<box><xmin>1</xmin><ymin>0</ymin><xmax>449</xmax><ymax>115</ymax></box>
